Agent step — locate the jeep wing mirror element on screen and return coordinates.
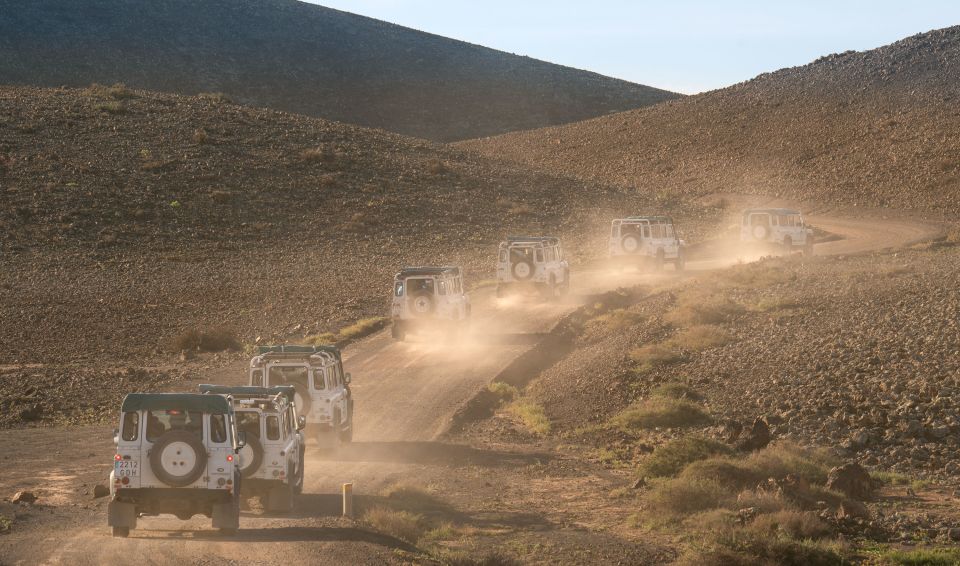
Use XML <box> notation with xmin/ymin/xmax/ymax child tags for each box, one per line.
<box><xmin>113</xmin><ymin>428</ymin><xmax>119</xmax><ymax>444</ymax></box>
<box><xmin>236</xmin><ymin>430</ymin><xmax>247</xmax><ymax>451</ymax></box>
<box><xmin>297</xmin><ymin>415</ymin><xmax>306</xmax><ymax>431</ymax></box>
<box><xmin>344</xmin><ymin>372</ymin><xmax>352</xmax><ymax>385</ymax></box>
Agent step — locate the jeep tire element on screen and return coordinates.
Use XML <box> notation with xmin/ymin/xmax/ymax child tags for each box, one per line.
<box><xmin>339</xmin><ymin>403</ymin><xmax>354</xmax><ymax>443</ymax></box>
<box><xmin>112</xmin><ymin>526</ymin><xmax>130</xmax><ymax>538</ymax></box>
<box><xmin>149</xmin><ymin>430</ymin><xmax>207</xmax><ymax>487</ymax></box>
<box><xmin>289</xmin><ymin>381</ymin><xmax>312</xmax><ymax>415</ymax></box>
<box><xmin>238</xmin><ymin>433</ymin><xmax>264</xmax><ymax>479</ymax></box>
<box><xmin>266</xmin><ymin>476</ymin><xmax>294</xmax><ymax>513</ymax></box>
<box><xmin>294</xmin><ymin>446</ymin><xmax>305</xmax><ymax>495</ymax></box>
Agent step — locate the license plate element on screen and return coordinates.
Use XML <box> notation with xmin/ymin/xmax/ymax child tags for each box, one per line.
<box><xmin>115</xmin><ymin>460</ymin><xmax>139</xmax><ymax>477</ymax></box>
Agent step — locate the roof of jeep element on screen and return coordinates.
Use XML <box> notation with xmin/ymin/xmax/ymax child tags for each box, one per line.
<box><xmin>198</xmin><ymin>384</ymin><xmax>296</xmax><ymax>405</ymax></box>
<box><xmin>743</xmin><ymin>208</ymin><xmax>801</xmax><ymax>215</ymax></box>
<box><xmin>256</xmin><ymin>344</ymin><xmax>341</xmax><ymax>359</ymax></box>
<box><xmin>121</xmin><ymin>393</ymin><xmax>231</xmax><ymax>414</ymax></box>
<box><xmin>397</xmin><ymin>266</ymin><xmax>460</xmax><ymax>277</ymax></box>
<box><xmin>504</xmin><ymin>236</ymin><xmax>559</xmax><ymax>245</ymax></box>
<box><xmin>618</xmin><ymin>216</ymin><xmax>674</xmax><ymax>223</ymax></box>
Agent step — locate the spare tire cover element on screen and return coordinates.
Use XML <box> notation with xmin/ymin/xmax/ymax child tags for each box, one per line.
<box><xmin>238</xmin><ymin>434</ymin><xmax>264</xmax><ymax>478</ymax></box>
<box><xmin>288</xmin><ymin>380</ymin><xmax>313</xmax><ymax>415</ymax></box>
<box><xmin>621</xmin><ymin>234</ymin><xmax>641</xmax><ymax>254</ymax></box>
<box><xmin>410</xmin><ymin>293</ymin><xmax>435</xmax><ymax>317</ymax></box>
<box><xmin>511</xmin><ymin>259</ymin><xmax>534</xmax><ymax>280</ymax></box>
<box><xmin>149</xmin><ymin>430</ymin><xmax>207</xmax><ymax>487</ymax></box>
<box><xmin>752</xmin><ymin>225</ymin><xmax>769</xmax><ymax>240</ymax></box>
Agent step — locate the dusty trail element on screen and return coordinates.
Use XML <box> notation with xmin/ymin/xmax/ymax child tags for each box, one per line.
<box><xmin>0</xmin><ymin>210</ymin><xmax>942</xmax><ymax>565</ymax></box>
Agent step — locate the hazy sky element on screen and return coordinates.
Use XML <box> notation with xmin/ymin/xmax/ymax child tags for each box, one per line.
<box><xmin>308</xmin><ymin>1</ymin><xmax>960</xmax><ymax>94</ymax></box>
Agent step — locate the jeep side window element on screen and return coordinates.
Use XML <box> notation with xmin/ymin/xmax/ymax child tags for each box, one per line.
<box><xmin>210</xmin><ymin>414</ymin><xmax>227</xmax><ymax>444</ymax></box>
<box><xmin>121</xmin><ymin>412</ymin><xmax>139</xmax><ymax>441</ymax></box>
<box><xmin>535</xmin><ymin>249</ymin><xmax>544</xmax><ymax>262</ymax></box>
<box><xmin>394</xmin><ymin>281</ymin><xmax>404</xmax><ymax>297</ymax></box>
<box><xmin>266</xmin><ymin>416</ymin><xmax>280</xmax><ymax>440</ymax></box>
<box><xmin>439</xmin><ymin>280</ymin><xmax>447</xmax><ymax>296</ymax></box>
<box><xmin>611</xmin><ymin>223</ymin><xmax>619</xmax><ymax>237</ymax></box>
<box><xmin>251</xmin><ymin>369</ymin><xmax>263</xmax><ymax>387</ymax></box>
<box><xmin>665</xmin><ymin>224</ymin><xmax>675</xmax><ymax>238</ymax></box>
<box><xmin>642</xmin><ymin>225</ymin><xmax>650</xmax><ymax>238</ymax></box>
<box><xmin>499</xmin><ymin>250</ymin><xmax>507</xmax><ymax>262</ymax></box>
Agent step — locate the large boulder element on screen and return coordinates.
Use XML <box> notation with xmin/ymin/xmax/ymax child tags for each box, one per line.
<box><xmin>826</xmin><ymin>462</ymin><xmax>874</xmax><ymax>500</ymax></box>
<box><xmin>735</xmin><ymin>417</ymin><xmax>771</xmax><ymax>452</ymax></box>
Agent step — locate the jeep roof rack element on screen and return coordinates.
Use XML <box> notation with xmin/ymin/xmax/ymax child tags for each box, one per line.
<box><xmin>255</xmin><ymin>344</ymin><xmax>342</xmax><ymax>362</ymax></box>
<box><xmin>397</xmin><ymin>266</ymin><xmax>461</xmax><ymax>277</ymax></box>
<box><xmin>622</xmin><ymin>215</ymin><xmax>674</xmax><ymax>222</ymax></box>
<box><xmin>198</xmin><ymin>384</ymin><xmax>296</xmax><ymax>405</ymax></box>
<box><xmin>742</xmin><ymin>208</ymin><xmax>801</xmax><ymax>215</ymax></box>
<box><xmin>505</xmin><ymin>236</ymin><xmax>559</xmax><ymax>245</ymax></box>
<box><xmin>121</xmin><ymin>393</ymin><xmax>232</xmax><ymax>415</ymax></box>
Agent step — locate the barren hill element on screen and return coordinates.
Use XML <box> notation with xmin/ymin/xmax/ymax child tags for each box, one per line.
<box><xmin>0</xmin><ymin>85</ymin><xmax>712</xmax><ymax>367</ymax></box>
<box><xmin>0</xmin><ymin>0</ymin><xmax>678</xmax><ymax>142</ymax></box>
<box><xmin>461</xmin><ymin>27</ymin><xmax>960</xmax><ymax>211</ymax></box>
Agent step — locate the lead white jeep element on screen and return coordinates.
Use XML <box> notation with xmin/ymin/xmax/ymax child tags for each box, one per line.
<box><xmin>495</xmin><ymin>236</ymin><xmax>570</xmax><ymax>299</ymax></box>
<box><xmin>249</xmin><ymin>345</ymin><xmax>353</xmax><ymax>448</ymax></box>
<box><xmin>740</xmin><ymin>208</ymin><xmax>814</xmax><ymax>255</ymax></box>
<box><xmin>199</xmin><ymin>385</ymin><xmax>305</xmax><ymax>512</ymax></box>
<box><xmin>390</xmin><ymin>266</ymin><xmax>471</xmax><ymax>341</ymax></box>
<box><xmin>609</xmin><ymin>216</ymin><xmax>686</xmax><ymax>270</ymax></box>
<box><xmin>108</xmin><ymin>393</ymin><xmax>244</xmax><ymax>537</ymax></box>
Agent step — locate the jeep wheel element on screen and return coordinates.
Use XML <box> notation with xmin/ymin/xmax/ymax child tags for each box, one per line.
<box><xmin>149</xmin><ymin>430</ymin><xmax>207</xmax><ymax>487</ymax></box>
<box><xmin>621</xmin><ymin>234</ymin><xmax>640</xmax><ymax>254</ymax></box>
<box><xmin>294</xmin><ymin>447</ymin><xmax>305</xmax><ymax>494</ymax></box>
<box><xmin>112</xmin><ymin>526</ymin><xmax>130</xmax><ymax>538</ymax></box>
<box><xmin>511</xmin><ymin>259</ymin><xmax>534</xmax><ymax>281</ymax></box>
<box><xmin>340</xmin><ymin>405</ymin><xmax>353</xmax><ymax>442</ymax></box>
<box><xmin>238</xmin><ymin>433</ymin><xmax>264</xmax><ymax>479</ymax></box>
<box><xmin>266</xmin><ymin>474</ymin><xmax>295</xmax><ymax>513</ymax></box>
<box><xmin>410</xmin><ymin>293</ymin><xmax>435</xmax><ymax>317</ymax></box>
<box><xmin>654</xmin><ymin>249</ymin><xmax>665</xmax><ymax>271</ymax></box>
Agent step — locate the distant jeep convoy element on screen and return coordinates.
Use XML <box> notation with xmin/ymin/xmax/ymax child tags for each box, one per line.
<box><xmin>107</xmin><ymin>209</ymin><xmax>815</xmax><ymax>536</ymax></box>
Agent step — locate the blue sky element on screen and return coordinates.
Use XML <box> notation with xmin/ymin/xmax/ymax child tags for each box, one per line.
<box><xmin>308</xmin><ymin>1</ymin><xmax>960</xmax><ymax>94</ymax></box>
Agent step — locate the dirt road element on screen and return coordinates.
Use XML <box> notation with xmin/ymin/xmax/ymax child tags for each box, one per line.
<box><xmin>0</xmin><ymin>210</ymin><xmax>943</xmax><ymax>565</ymax></box>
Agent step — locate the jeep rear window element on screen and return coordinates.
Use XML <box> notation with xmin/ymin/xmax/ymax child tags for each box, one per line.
<box><xmin>146</xmin><ymin>410</ymin><xmax>202</xmax><ymax>442</ymax></box>
<box><xmin>269</xmin><ymin>366</ymin><xmax>308</xmax><ymax>388</ymax></box>
<box><xmin>237</xmin><ymin>411</ymin><xmax>261</xmax><ymax>438</ymax></box>
<box><xmin>121</xmin><ymin>412</ymin><xmax>139</xmax><ymax>441</ymax></box>
<box><xmin>407</xmin><ymin>278</ymin><xmax>434</xmax><ymax>295</ymax></box>
<box><xmin>210</xmin><ymin>414</ymin><xmax>227</xmax><ymax>443</ymax></box>
<box><xmin>439</xmin><ymin>280</ymin><xmax>447</xmax><ymax>295</ymax></box>
<box><xmin>312</xmin><ymin>368</ymin><xmax>327</xmax><ymax>390</ymax></box>
<box><xmin>266</xmin><ymin>416</ymin><xmax>280</xmax><ymax>440</ymax></box>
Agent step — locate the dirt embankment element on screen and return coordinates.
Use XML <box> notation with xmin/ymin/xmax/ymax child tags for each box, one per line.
<box><xmin>460</xmin><ymin>26</ymin><xmax>960</xmax><ymax>212</ymax></box>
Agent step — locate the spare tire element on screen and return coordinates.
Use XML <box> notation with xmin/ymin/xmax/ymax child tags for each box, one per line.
<box><xmin>752</xmin><ymin>225</ymin><xmax>769</xmax><ymax>240</ymax></box>
<box><xmin>410</xmin><ymin>293</ymin><xmax>435</xmax><ymax>317</ymax></box>
<box><xmin>511</xmin><ymin>259</ymin><xmax>534</xmax><ymax>280</ymax></box>
<box><xmin>237</xmin><ymin>434</ymin><xmax>264</xmax><ymax>479</ymax></box>
<box><xmin>621</xmin><ymin>234</ymin><xmax>641</xmax><ymax>254</ymax></box>
<box><xmin>288</xmin><ymin>380</ymin><xmax>312</xmax><ymax>416</ymax></box>
<box><xmin>149</xmin><ymin>430</ymin><xmax>207</xmax><ymax>487</ymax></box>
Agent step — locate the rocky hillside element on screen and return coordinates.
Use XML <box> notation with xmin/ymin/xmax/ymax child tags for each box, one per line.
<box><xmin>461</xmin><ymin>27</ymin><xmax>960</xmax><ymax>211</ymax></box>
<box><xmin>0</xmin><ymin>0</ymin><xmax>678</xmax><ymax>142</ymax></box>
<box><xmin>0</xmin><ymin>85</ymin><xmax>714</xmax><ymax>367</ymax></box>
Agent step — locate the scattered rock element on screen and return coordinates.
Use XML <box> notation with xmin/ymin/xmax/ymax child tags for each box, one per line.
<box><xmin>735</xmin><ymin>417</ymin><xmax>771</xmax><ymax>452</ymax></box>
<box><xmin>837</xmin><ymin>499</ymin><xmax>870</xmax><ymax>521</ymax></box>
<box><xmin>827</xmin><ymin>463</ymin><xmax>874</xmax><ymax>500</ymax></box>
<box><xmin>11</xmin><ymin>491</ymin><xmax>37</xmax><ymax>504</ymax></box>
<box><xmin>92</xmin><ymin>484</ymin><xmax>110</xmax><ymax>499</ymax></box>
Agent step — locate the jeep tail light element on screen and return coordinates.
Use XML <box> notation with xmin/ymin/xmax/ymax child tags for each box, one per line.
<box><xmin>121</xmin><ymin>477</ymin><xmax>129</xmax><ymax>485</ymax></box>
<box><xmin>114</xmin><ymin>454</ymin><xmax>122</xmax><ymax>461</ymax></box>
<box><xmin>226</xmin><ymin>455</ymin><xmax>234</xmax><ymax>462</ymax></box>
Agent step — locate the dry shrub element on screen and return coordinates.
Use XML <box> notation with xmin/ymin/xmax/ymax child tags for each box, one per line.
<box><xmin>426</xmin><ymin>158</ymin><xmax>447</xmax><ymax>175</ymax></box>
<box><xmin>303</xmin><ymin>332</ymin><xmax>336</xmax><ymax>346</ymax></box>
<box><xmin>87</xmin><ymin>82</ymin><xmax>138</xmax><ymax>100</ymax></box>
<box><xmin>612</xmin><ymin>397</ymin><xmax>711</xmax><ymax>431</ymax></box>
<box><xmin>753</xmin><ymin>297</ymin><xmax>802</xmax><ymax>312</ymax></box>
<box><xmin>643</xmin><ymin>477</ymin><xmax>733</xmax><ymax>520</ymax></box>
<box><xmin>198</xmin><ymin>92</ymin><xmax>232</xmax><ymax>104</ymax></box>
<box><xmin>318</xmin><ymin>173</ymin><xmax>339</xmax><ymax>188</ymax></box>
<box><xmin>0</xmin><ymin>154</ymin><xmax>13</xmax><ymax>174</ymax></box>
<box><xmin>509</xmin><ymin>203</ymin><xmax>534</xmax><ymax>216</ymax></box>
<box><xmin>670</xmin><ymin>324</ymin><xmax>732</xmax><ymax>351</ymax></box>
<box><xmin>667</xmin><ymin>289</ymin><xmax>744</xmax><ymax>325</ymax></box>
<box><xmin>629</xmin><ymin>343</ymin><xmax>684</xmax><ymax>373</ymax></box>
<box><xmin>745</xmin><ymin>510</ymin><xmax>832</xmax><ymax>540</ymax></box>
<box><xmin>192</xmin><ymin>128</ymin><xmax>210</xmax><ymax>144</ymax></box>
<box><xmin>299</xmin><ymin>146</ymin><xmax>336</xmax><ymax>164</ymax></box>
<box><xmin>97</xmin><ymin>102</ymin><xmax>126</xmax><ymax>115</ymax></box>
<box><xmin>507</xmin><ymin>400</ymin><xmax>551</xmax><ymax>435</ymax></box>
<box><xmin>363</xmin><ymin>506</ymin><xmax>424</xmax><ymax>543</ymax></box>
<box><xmin>587</xmin><ymin>308</ymin><xmax>644</xmax><ymax>332</ymax></box>
<box><xmin>639</xmin><ymin>436</ymin><xmax>732</xmax><ymax>478</ymax></box>
<box><xmin>210</xmin><ymin>190</ymin><xmax>232</xmax><ymax>204</ymax></box>
<box><xmin>488</xmin><ymin>382</ymin><xmax>518</xmax><ymax>402</ymax></box>
<box><xmin>650</xmin><ymin>381</ymin><xmax>703</xmax><ymax>401</ymax></box>
<box><xmin>172</xmin><ymin>328</ymin><xmax>240</xmax><ymax>352</ymax></box>
<box><xmin>338</xmin><ymin>317</ymin><xmax>387</xmax><ymax>340</ymax></box>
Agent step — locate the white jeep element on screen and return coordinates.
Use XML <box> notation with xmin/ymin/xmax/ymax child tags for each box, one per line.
<box><xmin>108</xmin><ymin>393</ymin><xmax>244</xmax><ymax>537</ymax></box>
<box><xmin>199</xmin><ymin>385</ymin><xmax>305</xmax><ymax>512</ymax></box>
<box><xmin>495</xmin><ymin>236</ymin><xmax>570</xmax><ymax>299</ymax></box>
<box><xmin>390</xmin><ymin>266</ymin><xmax>471</xmax><ymax>341</ymax></box>
<box><xmin>609</xmin><ymin>216</ymin><xmax>686</xmax><ymax>270</ymax></box>
<box><xmin>249</xmin><ymin>345</ymin><xmax>353</xmax><ymax>448</ymax></box>
<box><xmin>740</xmin><ymin>208</ymin><xmax>814</xmax><ymax>255</ymax></box>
